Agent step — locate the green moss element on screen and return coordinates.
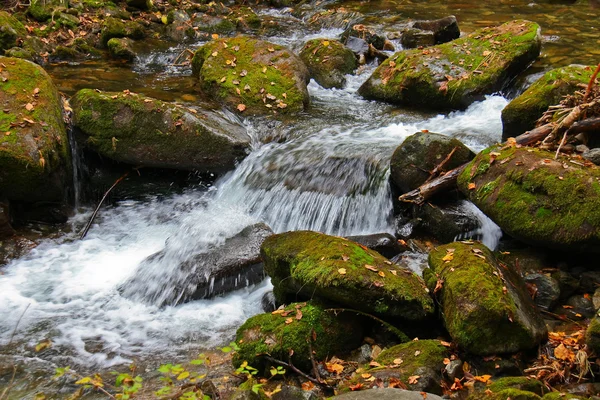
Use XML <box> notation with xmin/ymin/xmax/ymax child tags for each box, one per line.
<box><xmin>488</xmin><ymin>377</ymin><xmax>545</xmax><ymax>395</ymax></box>
<box><xmin>107</xmin><ymin>38</ymin><xmax>135</xmax><ymax>61</ymax></box>
<box><xmin>100</xmin><ymin>17</ymin><xmax>145</xmax><ymax>46</ymax></box>
<box><xmin>359</xmin><ymin>20</ymin><xmax>541</xmax><ymax>110</ymax></box>
<box><xmin>376</xmin><ymin>340</ymin><xmax>448</xmax><ymax>369</ymax></box>
<box><xmin>262</xmin><ymin>231</ymin><xmax>434</xmax><ymax>320</ymax></box>
<box><xmin>585</xmin><ymin>314</ymin><xmax>600</xmax><ymax>354</ymax></box>
<box><xmin>0</xmin><ymin>11</ymin><xmax>26</xmax><ymax>51</ymax></box>
<box><xmin>485</xmin><ymin>389</ymin><xmax>542</xmax><ymax>400</ymax></box>
<box><xmin>299</xmin><ymin>39</ymin><xmax>357</xmax><ymax>89</ymax></box>
<box><xmin>459</xmin><ymin>146</ymin><xmax>600</xmax><ymax>252</ymax></box>
<box><xmin>541</xmin><ymin>393</ymin><xmax>589</xmax><ymax>400</ymax></box>
<box><xmin>27</xmin><ymin>0</ymin><xmax>53</xmax><ymax>21</ymax></box>
<box><xmin>192</xmin><ymin>37</ymin><xmax>309</xmax><ymax>115</ymax></box>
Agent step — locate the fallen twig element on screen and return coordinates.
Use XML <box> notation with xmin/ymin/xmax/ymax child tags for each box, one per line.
<box><xmin>425</xmin><ymin>146</ymin><xmax>458</xmax><ymax>183</ymax></box>
<box><xmin>584</xmin><ymin>63</ymin><xmax>600</xmax><ymax>101</ymax></box>
<box><xmin>263</xmin><ymin>356</ymin><xmax>333</xmax><ymax>391</ymax></box>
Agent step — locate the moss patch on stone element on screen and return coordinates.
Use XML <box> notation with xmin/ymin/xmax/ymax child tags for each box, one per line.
<box><xmin>488</xmin><ymin>377</ymin><xmax>546</xmax><ymax>396</ymax></box>
<box><xmin>192</xmin><ymin>37</ymin><xmax>309</xmax><ymax>115</ymax></box>
<box><xmin>458</xmin><ymin>146</ymin><xmax>600</xmax><ymax>252</ymax></box>
<box><xmin>0</xmin><ymin>11</ymin><xmax>26</xmax><ymax>51</ymax></box>
<box><xmin>261</xmin><ymin>231</ymin><xmax>434</xmax><ymax>320</ymax></box>
<box><xmin>299</xmin><ymin>38</ymin><xmax>357</xmax><ymax>89</ymax></box>
<box><xmin>541</xmin><ymin>393</ymin><xmax>589</xmax><ymax>400</ymax></box>
<box><xmin>100</xmin><ymin>17</ymin><xmax>145</xmax><ymax>46</ymax></box>
<box><xmin>585</xmin><ymin>314</ymin><xmax>600</xmax><ymax>354</ymax></box>
<box><xmin>359</xmin><ymin>20</ymin><xmax>541</xmax><ymax>110</ymax></box>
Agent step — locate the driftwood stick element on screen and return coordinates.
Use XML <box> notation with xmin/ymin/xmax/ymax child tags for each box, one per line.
<box><xmin>566</xmin><ymin>117</ymin><xmax>600</xmax><ymax>135</ymax></box>
<box><xmin>398</xmin><ymin>164</ymin><xmax>466</xmax><ymax>205</ymax></box>
<box><xmin>514</xmin><ymin>123</ymin><xmax>553</xmax><ymax>146</ymax></box>
<box><xmin>425</xmin><ymin>146</ymin><xmax>458</xmax><ymax>183</ymax></box>
<box><xmin>80</xmin><ymin>171</ymin><xmax>130</xmax><ymax>239</ymax></box>
<box><xmin>584</xmin><ymin>63</ymin><xmax>600</xmax><ymax>101</ymax></box>
<box><xmin>308</xmin><ymin>340</ymin><xmax>322</xmax><ymax>383</ymax></box>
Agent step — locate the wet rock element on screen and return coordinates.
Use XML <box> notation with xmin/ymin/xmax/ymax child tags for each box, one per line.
<box><xmin>121</xmin><ymin>223</ymin><xmax>272</xmax><ymax>306</ymax></box>
<box><xmin>233</xmin><ymin>302</ymin><xmax>363</xmax><ymax>373</ymax></box>
<box><xmin>344</xmin><ymin>36</ymin><xmax>370</xmax><ymax>60</ymax></box>
<box><xmin>49</xmin><ymin>38</ymin><xmax>102</xmax><ymax>62</ymax></box>
<box><xmin>552</xmin><ymin>270</ymin><xmax>580</xmax><ymax>300</ymax></box>
<box><xmin>71</xmin><ymin>89</ymin><xmax>250</xmax><ymax>173</ymax></box>
<box><xmin>400</xmin><ymin>28</ymin><xmax>435</xmax><ymax>49</ymax></box>
<box><xmin>576</xmin><ymin>270</ymin><xmax>600</xmax><ymax>294</ymax></box>
<box><xmin>458</xmin><ymin>145</ymin><xmax>600</xmax><ymax>253</ymax></box>
<box><xmin>346</xmin><ymin>233</ymin><xmax>404</xmax><ymax>259</ymax></box>
<box><xmin>340</xmin><ymin>24</ymin><xmax>388</xmax><ymax>50</ymax></box>
<box><xmin>193</xmin><ymin>14</ymin><xmax>236</xmax><ymax>35</ymax></box>
<box><xmin>0</xmin><ymin>57</ymin><xmax>71</xmax><ymax>207</ymax></box>
<box><xmin>0</xmin><ymin>236</ymin><xmax>36</xmax><ymax>266</ymax></box>
<box><xmin>262</xmin><ymin>231</ymin><xmax>434</xmax><ymax>320</ymax></box>
<box><xmin>390</xmin><ymin>132</ymin><xmax>474</xmax><ymax>193</ymax></box>
<box><xmin>0</xmin><ymin>12</ymin><xmax>25</xmax><ymax>52</ymax></box>
<box><xmin>401</xmin><ymin>15</ymin><xmax>460</xmax><ymax>49</ymax></box>
<box><xmin>524</xmin><ymin>273</ymin><xmax>560</xmax><ymax>311</ymax></box>
<box><xmin>261</xmin><ymin>291</ymin><xmax>276</xmax><ymax>312</ymax></box>
<box><xmin>271</xmin><ymin>385</ymin><xmax>318</xmax><ymax>400</ymax></box>
<box><xmin>299</xmin><ymin>39</ymin><xmax>357</xmax><ymax>89</ymax></box>
<box><xmin>561</xmin><ymin>294</ymin><xmax>595</xmax><ymax>319</ymax></box>
<box><xmin>192</xmin><ymin>37</ymin><xmax>310</xmax><ymax>115</ymax></box>
<box><xmin>359</xmin><ymin>20</ymin><xmax>541</xmax><ymax>110</ymax></box>
<box><xmin>502</xmin><ymin>65</ymin><xmax>596</xmax><ymax>139</ymax></box>
<box><xmin>583</xmin><ymin>148</ymin><xmax>600</xmax><ymax>165</ymax></box>
<box><xmin>27</xmin><ymin>0</ymin><xmax>67</xmax><ymax>22</ymax></box>
<box><xmin>164</xmin><ymin>10</ymin><xmax>195</xmax><ymax>42</ymax></box>
<box><xmin>331</xmin><ymin>388</ymin><xmax>443</xmax><ymax>400</ymax></box>
<box><xmin>304</xmin><ymin>8</ymin><xmax>363</xmax><ymax>31</ymax></box>
<box><xmin>107</xmin><ymin>38</ymin><xmax>136</xmax><ymax>61</ymax></box>
<box><xmin>416</xmin><ymin>200</ymin><xmax>479</xmax><ymax>244</ymax></box>
<box><xmin>0</xmin><ymin>201</ymin><xmax>14</xmax><ymax>239</ymax></box>
<box><xmin>426</xmin><ymin>242</ymin><xmax>547</xmax><ymax>355</ymax></box>
<box><xmin>100</xmin><ymin>17</ymin><xmax>145</xmax><ymax>46</ymax></box>
<box><xmin>126</xmin><ymin>0</ymin><xmax>152</xmax><ymax>10</ymax></box>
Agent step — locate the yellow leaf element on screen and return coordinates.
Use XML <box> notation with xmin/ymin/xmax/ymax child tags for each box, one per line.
<box><xmin>211</xmin><ymin>33</ymin><xmax>219</xmax><ymax>39</ymax></box>
<box><xmin>364</xmin><ymin>264</ymin><xmax>378</xmax><ymax>272</ymax></box>
<box><xmin>212</xmin><ymin>51</ymin><xmax>218</xmax><ymax>57</ymax></box>
<box><xmin>322</xmin><ymin>40</ymin><xmax>330</xmax><ymax>46</ymax></box>
<box><xmin>177</xmin><ymin>371</ymin><xmax>190</xmax><ymax>380</ymax></box>
<box><xmin>554</xmin><ymin>343</ymin><xmax>571</xmax><ymax>361</ymax></box>
<box><xmin>442</xmin><ymin>253</ymin><xmax>453</xmax><ymax>262</ymax></box>
<box><xmin>267</xmin><ymin>47</ymin><xmax>275</xmax><ymax>52</ymax></box>
<box><xmin>285</xmin><ymin>317</ymin><xmax>293</xmax><ymax>324</ymax></box>
<box><xmin>161</xmin><ymin>15</ymin><xmax>168</xmax><ymax>24</ymax></box>
<box><xmin>361</xmin><ymin>373</ymin><xmax>372</xmax><ymax>379</ymax></box>
<box><xmin>378</xmin><ymin>271</ymin><xmax>385</xmax><ymax>277</ymax></box>
<box><xmin>393</xmin><ymin>358</ymin><xmax>403</xmax><ymax>365</ymax></box>
<box><xmin>483</xmin><ymin>50</ymin><xmax>491</xmax><ymax>56</ymax></box>
<box><xmin>35</xmin><ymin>339</ymin><xmax>51</xmax><ymax>352</ymax></box>
<box><xmin>338</xmin><ymin>268</ymin><xmax>346</xmax><ymax>275</ymax></box>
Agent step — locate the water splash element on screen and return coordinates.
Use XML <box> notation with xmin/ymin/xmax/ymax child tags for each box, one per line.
<box><xmin>454</xmin><ymin>200</ymin><xmax>503</xmax><ymax>250</ymax></box>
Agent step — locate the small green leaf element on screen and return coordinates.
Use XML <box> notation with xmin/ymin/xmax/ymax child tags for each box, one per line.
<box><xmin>190</xmin><ymin>359</ymin><xmax>205</xmax><ymax>365</ymax></box>
<box><xmin>252</xmin><ymin>383</ymin><xmax>263</xmax><ymax>394</ymax></box>
<box><xmin>220</xmin><ymin>346</ymin><xmax>232</xmax><ymax>353</ymax></box>
<box><xmin>75</xmin><ymin>376</ymin><xmax>92</xmax><ymax>385</ymax></box>
<box><xmin>158</xmin><ymin>364</ymin><xmax>172</xmax><ymax>373</ymax></box>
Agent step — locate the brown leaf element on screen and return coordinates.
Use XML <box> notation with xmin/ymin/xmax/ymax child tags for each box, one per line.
<box><xmin>434</xmin><ymin>279</ymin><xmax>444</xmax><ymax>294</ymax></box>
<box><xmin>325</xmin><ymin>362</ymin><xmax>344</xmax><ymax>375</ymax></box>
<box><xmin>364</xmin><ymin>264</ymin><xmax>378</xmax><ymax>272</ymax></box>
<box><xmin>349</xmin><ymin>383</ymin><xmax>363</xmax><ymax>391</ymax></box>
<box><xmin>408</xmin><ymin>375</ymin><xmax>420</xmax><ymax>385</ymax></box>
<box><xmin>237</xmin><ymin>104</ymin><xmax>246</xmax><ymax>112</ymax></box>
<box><xmin>25</xmin><ymin>103</ymin><xmax>34</xmax><ymax>111</ymax></box>
<box><xmin>296</xmin><ymin>309</ymin><xmax>303</xmax><ymax>320</ymax></box>
<box><xmin>554</xmin><ymin>343</ymin><xmax>571</xmax><ymax>361</ymax></box>
<box><xmin>301</xmin><ymin>381</ymin><xmax>315</xmax><ymax>391</ymax></box>
<box><xmin>468</xmin><ymin>182</ymin><xmax>476</xmax><ymax>190</ymax></box>
<box><xmin>284</xmin><ymin>317</ymin><xmax>293</xmax><ymax>324</ymax></box>
<box><xmin>338</xmin><ymin>268</ymin><xmax>347</xmax><ymax>275</ymax></box>
<box><xmin>378</xmin><ymin>271</ymin><xmax>385</xmax><ymax>278</ymax></box>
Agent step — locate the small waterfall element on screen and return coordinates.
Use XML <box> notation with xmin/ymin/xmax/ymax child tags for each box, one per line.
<box><xmin>454</xmin><ymin>201</ymin><xmax>503</xmax><ymax>250</ymax></box>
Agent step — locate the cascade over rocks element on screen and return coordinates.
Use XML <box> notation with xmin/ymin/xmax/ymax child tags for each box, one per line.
<box><xmin>120</xmin><ymin>223</ymin><xmax>273</xmax><ymax>306</ymax></box>
<box><xmin>192</xmin><ymin>37</ymin><xmax>310</xmax><ymax>115</ymax></box>
<box><xmin>426</xmin><ymin>242</ymin><xmax>547</xmax><ymax>355</ymax></box>
<box><xmin>261</xmin><ymin>231</ymin><xmax>434</xmax><ymax>320</ymax></box>
<box><xmin>359</xmin><ymin>20</ymin><xmax>541</xmax><ymax>110</ymax></box>
<box><xmin>71</xmin><ymin>89</ymin><xmax>250</xmax><ymax>174</ymax></box>
<box><xmin>458</xmin><ymin>145</ymin><xmax>600</xmax><ymax>252</ymax></box>
<box><xmin>0</xmin><ymin>57</ymin><xmax>71</xmax><ymax>206</ymax></box>
<box><xmin>502</xmin><ymin>65</ymin><xmax>596</xmax><ymax>140</ymax></box>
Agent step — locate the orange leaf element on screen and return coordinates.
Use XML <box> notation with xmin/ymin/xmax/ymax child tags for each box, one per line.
<box><xmin>349</xmin><ymin>383</ymin><xmax>363</xmax><ymax>391</ymax></box>
<box><xmin>338</xmin><ymin>268</ymin><xmax>347</xmax><ymax>275</ymax></box>
<box><xmin>468</xmin><ymin>182</ymin><xmax>476</xmax><ymax>190</ymax></box>
<box><xmin>554</xmin><ymin>343</ymin><xmax>571</xmax><ymax>361</ymax></box>
<box><xmin>237</xmin><ymin>104</ymin><xmax>246</xmax><ymax>112</ymax></box>
<box><xmin>301</xmin><ymin>381</ymin><xmax>315</xmax><ymax>391</ymax></box>
<box><xmin>285</xmin><ymin>317</ymin><xmax>293</xmax><ymax>324</ymax></box>
<box><xmin>408</xmin><ymin>375</ymin><xmax>420</xmax><ymax>385</ymax></box>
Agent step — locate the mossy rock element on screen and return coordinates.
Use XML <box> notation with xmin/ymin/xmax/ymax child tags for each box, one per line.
<box><xmin>488</xmin><ymin>377</ymin><xmax>546</xmax><ymax>396</ymax></box>
<box><xmin>501</xmin><ymin>65</ymin><xmax>596</xmax><ymax>140</ymax></box>
<box><xmin>192</xmin><ymin>37</ymin><xmax>310</xmax><ymax>115</ymax></box>
<box><xmin>359</xmin><ymin>20</ymin><xmax>541</xmax><ymax>110</ymax></box>
<box><xmin>50</xmin><ymin>38</ymin><xmax>102</xmax><ymax>62</ymax></box>
<box><xmin>390</xmin><ymin>132</ymin><xmax>474</xmax><ymax>193</ymax></box>
<box><xmin>107</xmin><ymin>37</ymin><xmax>136</xmax><ymax>61</ymax></box>
<box><xmin>341</xmin><ymin>340</ymin><xmax>449</xmax><ymax>395</ymax></box>
<box><xmin>484</xmin><ymin>389</ymin><xmax>542</xmax><ymax>400</ymax></box>
<box><xmin>100</xmin><ymin>17</ymin><xmax>145</xmax><ymax>46</ymax></box>
<box><xmin>70</xmin><ymin>89</ymin><xmax>250</xmax><ymax>174</ymax></box>
<box><xmin>0</xmin><ymin>12</ymin><xmax>26</xmax><ymax>51</ymax></box>
<box><xmin>457</xmin><ymin>146</ymin><xmax>600</xmax><ymax>252</ymax></box>
<box><xmin>233</xmin><ymin>302</ymin><xmax>363</xmax><ymax>373</ymax></box>
<box><xmin>0</xmin><ymin>57</ymin><xmax>70</xmax><ymax>204</ymax></box>
<box><xmin>261</xmin><ymin>231</ymin><xmax>434</xmax><ymax>320</ymax></box>
<box><xmin>585</xmin><ymin>313</ymin><xmax>600</xmax><ymax>354</ymax></box>
<box><xmin>299</xmin><ymin>38</ymin><xmax>357</xmax><ymax>89</ymax></box>
<box><xmin>427</xmin><ymin>242</ymin><xmax>547</xmax><ymax>355</ymax></box>
<box><xmin>542</xmin><ymin>393</ymin><xmax>589</xmax><ymax>400</ymax></box>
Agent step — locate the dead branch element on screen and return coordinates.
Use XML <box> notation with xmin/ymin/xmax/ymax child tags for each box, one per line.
<box><xmin>398</xmin><ymin>164</ymin><xmax>466</xmax><ymax>205</ymax></box>
<box><xmin>515</xmin><ymin>124</ymin><xmax>553</xmax><ymax>146</ymax></box>
<box><xmin>584</xmin><ymin>63</ymin><xmax>600</xmax><ymax>101</ymax></box>
<box><xmin>425</xmin><ymin>146</ymin><xmax>458</xmax><ymax>183</ymax></box>
<box><xmin>263</xmin><ymin>356</ymin><xmax>333</xmax><ymax>391</ymax></box>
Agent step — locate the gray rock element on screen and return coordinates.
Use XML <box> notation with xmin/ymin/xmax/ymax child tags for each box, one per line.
<box><xmin>401</xmin><ymin>16</ymin><xmax>460</xmax><ymax>49</ymax></box>
<box><xmin>0</xmin><ymin>202</ymin><xmax>14</xmax><ymax>239</ymax></box>
<box><xmin>417</xmin><ymin>201</ymin><xmax>479</xmax><ymax>244</ymax></box>
<box><xmin>272</xmin><ymin>385</ymin><xmax>318</xmax><ymax>400</ymax></box>
<box><xmin>346</xmin><ymin>233</ymin><xmax>404</xmax><ymax>259</ymax></box>
<box><xmin>583</xmin><ymin>148</ymin><xmax>600</xmax><ymax>165</ymax></box>
<box><xmin>332</xmin><ymin>388</ymin><xmax>443</xmax><ymax>400</ymax></box>
<box><xmin>524</xmin><ymin>273</ymin><xmax>560</xmax><ymax>311</ymax></box>
<box><xmin>565</xmin><ymin>295</ymin><xmax>595</xmax><ymax>319</ymax></box>
<box><xmin>107</xmin><ymin>37</ymin><xmax>136</xmax><ymax>61</ymax></box>
<box><xmin>593</xmin><ymin>288</ymin><xmax>600</xmax><ymax>311</ymax></box>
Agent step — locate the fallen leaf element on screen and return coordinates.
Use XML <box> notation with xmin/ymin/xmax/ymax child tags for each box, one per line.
<box><xmin>338</xmin><ymin>268</ymin><xmax>347</xmax><ymax>275</ymax></box>
<box><xmin>442</xmin><ymin>253</ymin><xmax>454</xmax><ymax>262</ymax></box>
<box><xmin>378</xmin><ymin>271</ymin><xmax>385</xmax><ymax>277</ymax></box>
<box><xmin>364</xmin><ymin>264</ymin><xmax>378</xmax><ymax>272</ymax></box>
<box><xmin>302</xmin><ymin>381</ymin><xmax>315</xmax><ymax>391</ymax></box>
<box><xmin>322</xmin><ymin>40</ymin><xmax>330</xmax><ymax>46</ymax></box>
<box><xmin>349</xmin><ymin>383</ymin><xmax>363</xmax><ymax>391</ymax></box>
<box><xmin>35</xmin><ymin>339</ymin><xmax>52</xmax><ymax>352</ymax></box>
<box><xmin>296</xmin><ymin>309</ymin><xmax>303</xmax><ymax>320</ymax></box>
<box><xmin>211</xmin><ymin>33</ymin><xmax>219</xmax><ymax>39</ymax></box>
<box><xmin>326</xmin><ymin>362</ymin><xmax>344</xmax><ymax>374</ymax></box>
<box><xmin>267</xmin><ymin>46</ymin><xmax>275</xmax><ymax>52</ymax></box>
<box><xmin>414</xmin><ymin>350</ymin><xmax>421</xmax><ymax>357</ymax></box>
<box><xmin>237</xmin><ymin>104</ymin><xmax>246</xmax><ymax>112</ymax></box>
<box><xmin>554</xmin><ymin>343</ymin><xmax>571</xmax><ymax>361</ymax></box>
<box><xmin>25</xmin><ymin>103</ymin><xmax>34</xmax><ymax>111</ymax></box>
<box><xmin>393</xmin><ymin>358</ymin><xmax>403</xmax><ymax>365</ymax></box>
<box><xmin>361</xmin><ymin>373</ymin><xmax>372</xmax><ymax>379</ymax></box>
<box><xmin>468</xmin><ymin>182</ymin><xmax>476</xmax><ymax>190</ymax></box>
<box><xmin>284</xmin><ymin>317</ymin><xmax>293</xmax><ymax>324</ymax></box>
<box><xmin>33</xmin><ymin>87</ymin><xmax>40</xmax><ymax>95</ymax></box>
<box><xmin>211</xmin><ymin>51</ymin><xmax>218</xmax><ymax>57</ymax></box>
<box><xmin>408</xmin><ymin>375</ymin><xmax>420</xmax><ymax>385</ymax></box>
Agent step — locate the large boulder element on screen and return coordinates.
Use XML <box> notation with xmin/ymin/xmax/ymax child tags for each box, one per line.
<box><xmin>400</xmin><ymin>15</ymin><xmax>460</xmax><ymax>49</ymax></box>
<box><xmin>426</xmin><ymin>242</ymin><xmax>547</xmax><ymax>355</ymax></box>
<box><xmin>70</xmin><ymin>89</ymin><xmax>250</xmax><ymax>174</ymax></box>
<box><xmin>0</xmin><ymin>12</ymin><xmax>26</xmax><ymax>52</ymax></box>
<box><xmin>192</xmin><ymin>37</ymin><xmax>310</xmax><ymax>115</ymax></box>
<box><xmin>299</xmin><ymin>38</ymin><xmax>357</xmax><ymax>89</ymax></box>
<box><xmin>390</xmin><ymin>132</ymin><xmax>475</xmax><ymax>193</ymax></box>
<box><xmin>120</xmin><ymin>223</ymin><xmax>272</xmax><ymax>306</ymax></box>
<box><xmin>0</xmin><ymin>57</ymin><xmax>70</xmax><ymax>204</ymax></box>
<box><xmin>331</xmin><ymin>389</ymin><xmax>443</xmax><ymax>400</ymax></box>
<box><xmin>359</xmin><ymin>20</ymin><xmax>541</xmax><ymax>110</ymax></box>
<box><xmin>100</xmin><ymin>17</ymin><xmax>145</xmax><ymax>46</ymax></box>
<box><xmin>502</xmin><ymin>65</ymin><xmax>596</xmax><ymax>139</ymax></box>
<box><xmin>457</xmin><ymin>145</ymin><xmax>600</xmax><ymax>252</ymax></box>
<box><xmin>233</xmin><ymin>302</ymin><xmax>363</xmax><ymax>373</ymax></box>
<box><xmin>261</xmin><ymin>231</ymin><xmax>434</xmax><ymax>320</ymax></box>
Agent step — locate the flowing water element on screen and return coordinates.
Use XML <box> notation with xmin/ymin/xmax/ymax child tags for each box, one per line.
<box><xmin>1</xmin><ymin>0</ymin><xmax>599</xmax><ymax>394</ymax></box>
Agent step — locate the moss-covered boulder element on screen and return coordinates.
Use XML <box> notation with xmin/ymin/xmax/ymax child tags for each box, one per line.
<box><xmin>70</xmin><ymin>89</ymin><xmax>250</xmax><ymax>174</ymax></box>
<box><xmin>390</xmin><ymin>132</ymin><xmax>475</xmax><ymax>193</ymax></box>
<box><xmin>488</xmin><ymin>377</ymin><xmax>546</xmax><ymax>396</ymax></box>
<box><xmin>0</xmin><ymin>57</ymin><xmax>70</xmax><ymax>204</ymax></box>
<box><xmin>0</xmin><ymin>12</ymin><xmax>26</xmax><ymax>52</ymax></box>
<box><xmin>485</xmin><ymin>389</ymin><xmax>542</xmax><ymax>400</ymax></box>
<box><xmin>332</xmin><ymin>389</ymin><xmax>444</xmax><ymax>400</ymax></box>
<box><xmin>192</xmin><ymin>37</ymin><xmax>310</xmax><ymax>115</ymax></box>
<box><xmin>100</xmin><ymin>17</ymin><xmax>145</xmax><ymax>46</ymax></box>
<box><xmin>233</xmin><ymin>302</ymin><xmax>363</xmax><ymax>373</ymax></box>
<box><xmin>299</xmin><ymin>39</ymin><xmax>357</xmax><ymax>89</ymax></box>
<box><xmin>585</xmin><ymin>313</ymin><xmax>600</xmax><ymax>354</ymax></box>
<box><xmin>501</xmin><ymin>65</ymin><xmax>596</xmax><ymax>140</ymax></box>
<box><xmin>457</xmin><ymin>145</ymin><xmax>600</xmax><ymax>252</ymax></box>
<box><xmin>359</xmin><ymin>20</ymin><xmax>541</xmax><ymax>110</ymax></box>
<box><xmin>107</xmin><ymin>37</ymin><xmax>136</xmax><ymax>61</ymax></box>
<box><xmin>261</xmin><ymin>231</ymin><xmax>434</xmax><ymax>320</ymax></box>
<box><xmin>426</xmin><ymin>242</ymin><xmax>547</xmax><ymax>355</ymax></box>
<box><xmin>541</xmin><ymin>393</ymin><xmax>589</xmax><ymax>400</ymax></box>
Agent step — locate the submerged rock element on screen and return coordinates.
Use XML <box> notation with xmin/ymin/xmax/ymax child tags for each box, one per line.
<box><xmin>0</xmin><ymin>57</ymin><xmax>71</xmax><ymax>205</ymax></box>
<box><xmin>501</xmin><ymin>65</ymin><xmax>596</xmax><ymax>139</ymax></box>
<box><xmin>299</xmin><ymin>38</ymin><xmax>357</xmax><ymax>89</ymax></box>
<box><xmin>261</xmin><ymin>231</ymin><xmax>434</xmax><ymax>320</ymax></box>
<box><xmin>426</xmin><ymin>242</ymin><xmax>547</xmax><ymax>355</ymax></box>
<box><xmin>458</xmin><ymin>146</ymin><xmax>600</xmax><ymax>252</ymax></box>
<box><xmin>71</xmin><ymin>89</ymin><xmax>250</xmax><ymax>174</ymax></box>
<box><xmin>233</xmin><ymin>302</ymin><xmax>363</xmax><ymax>373</ymax></box>
<box><xmin>359</xmin><ymin>20</ymin><xmax>541</xmax><ymax>110</ymax></box>
<box><xmin>192</xmin><ymin>37</ymin><xmax>309</xmax><ymax>115</ymax></box>
<box><xmin>340</xmin><ymin>24</ymin><xmax>388</xmax><ymax>51</ymax></box>
<box><xmin>390</xmin><ymin>132</ymin><xmax>474</xmax><ymax>193</ymax></box>
<box><xmin>121</xmin><ymin>223</ymin><xmax>273</xmax><ymax>306</ymax></box>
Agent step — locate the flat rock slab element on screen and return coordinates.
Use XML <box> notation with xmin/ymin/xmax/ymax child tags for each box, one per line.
<box><xmin>332</xmin><ymin>388</ymin><xmax>443</xmax><ymax>400</ymax></box>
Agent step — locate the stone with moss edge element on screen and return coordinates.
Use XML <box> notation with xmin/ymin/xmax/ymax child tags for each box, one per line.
<box><xmin>261</xmin><ymin>231</ymin><xmax>434</xmax><ymax>320</ymax></box>
<box><xmin>541</xmin><ymin>393</ymin><xmax>589</xmax><ymax>400</ymax></box>
<box><xmin>359</xmin><ymin>20</ymin><xmax>541</xmax><ymax>110</ymax></box>
<box><xmin>70</xmin><ymin>89</ymin><xmax>250</xmax><ymax>174</ymax></box>
<box><xmin>233</xmin><ymin>302</ymin><xmax>363</xmax><ymax>373</ymax></box>
<box><xmin>299</xmin><ymin>38</ymin><xmax>357</xmax><ymax>89</ymax></box>
<box><xmin>426</xmin><ymin>242</ymin><xmax>547</xmax><ymax>355</ymax></box>
<box><xmin>0</xmin><ymin>12</ymin><xmax>26</xmax><ymax>51</ymax></box>
<box><xmin>192</xmin><ymin>37</ymin><xmax>309</xmax><ymax>116</ymax></box>
<box><xmin>501</xmin><ymin>65</ymin><xmax>596</xmax><ymax>140</ymax></box>
<box><xmin>585</xmin><ymin>313</ymin><xmax>600</xmax><ymax>354</ymax></box>
<box><xmin>458</xmin><ymin>145</ymin><xmax>600</xmax><ymax>252</ymax></box>
<box><xmin>0</xmin><ymin>57</ymin><xmax>71</xmax><ymax>204</ymax></box>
